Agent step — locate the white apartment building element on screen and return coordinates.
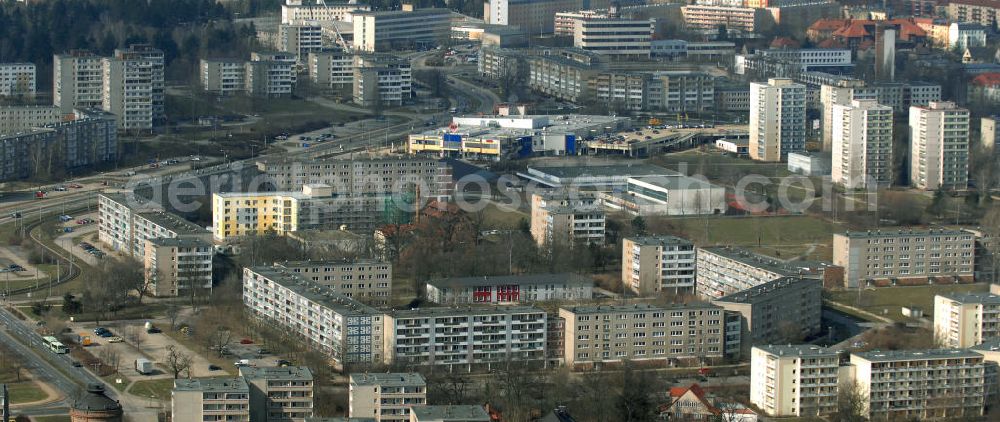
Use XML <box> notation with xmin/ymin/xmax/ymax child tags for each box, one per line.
<box><xmin>243</xmin><ymin>267</ymin><xmax>385</xmax><ymax>365</ymax></box>
<box><xmin>352</xmin><ymin>8</ymin><xmax>451</xmax><ymax>52</ymax></box>
<box><xmin>143</xmin><ymin>238</ymin><xmax>214</xmax><ymax>298</ymax></box>
<box><xmin>348</xmin><ymin>373</ymin><xmax>426</xmax><ymax>422</ymax></box>
<box><xmin>572</xmin><ymin>18</ymin><xmax>654</xmax><ymax>58</ymax></box>
<box><xmin>272</xmin><ymin>259</ymin><xmax>392</xmax><ymax>306</ymax></box>
<box><xmin>425</xmin><ymin>273</ymin><xmax>592</xmax><ymax>305</ymax></box>
<box><xmin>102</xmin><ymin>45</ymin><xmax>165</xmax><ymax>131</ymax></box>
<box><xmin>383</xmin><ymin>306</ymin><xmax>547</xmax><ymax>369</ymax></box>
<box><xmin>850</xmin><ymin>349</ymin><xmax>985</xmax><ymax>419</ymax></box>
<box><xmin>0</xmin><ymin>63</ymin><xmax>35</xmax><ymax>97</ymax></box>
<box><xmin>831</xmin><ymin>99</ymin><xmax>893</xmax><ymax>189</ymax></box>
<box><xmin>832</xmin><ymin>229</ymin><xmax>976</xmax><ymax>288</ymax></box>
<box><xmin>54</xmin><ymin>51</ymin><xmax>105</xmax><ymax>113</ymax></box>
<box><xmin>353</xmin><ymin>53</ymin><xmax>412</xmax><ymax>107</ymax></box>
<box><xmin>949</xmin><ymin>22</ymin><xmax>987</xmax><ymax>50</ymax></box>
<box><xmin>281</xmin><ymin>0</ymin><xmax>370</xmax><ymax>24</ymax></box>
<box><xmin>934</xmin><ymin>292</ymin><xmax>1000</xmax><ymax>348</ymax></box>
<box><xmin>909</xmin><ymin>101</ymin><xmax>970</xmax><ymax>190</ymax></box>
<box><xmin>98</xmin><ymin>193</ymin><xmax>211</xmax><ymax>259</ymax></box>
<box><xmin>308</xmin><ymin>49</ymin><xmax>354</xmax><ymax>88</ymax></box>
<box><xmin>278</xmin><ymin>23</ymin><xmax>324</xmax><ymax>62</ymax></box>
<box><xmin>554</xmin><ymin>10</ymin><xmax>605</xmax><ymax>36</ymax></box>
<box><xmin>529</xmin><ymin>191</ymin><xmax>605</xmax><ymax>247</ymax></box>
<box><xmin>622</xmin><ymin>235</ymin><xmax>696</xmax><ymax>295</ymax></box>
<box><xmin>0</xmin><ymin>106</ymin><xmax>60</xmax><ymax>134</ymax></box>
<box><xmin>750</xmin><ymin>78</ymin><xmax>806</xmax><ymax>162</ymax></box>
<box><xmin>239</xmin><ymin>366</ymin><xmax>314</xmax><ymax>422</ymax></box>
<box><xmin>696</xmin><ymin>246</ymin><xmax>799</xmax><ymax>299</ymax></box>
<box><xmin>750</xmin><ymin>345</ymin><xmax>839</xmax><ymax>417</ymax></box>
<box><xmin>200</xmin><ymin>59</ymin><xmax>247</xmax><ymax>95</ymax></box>
<box><xmin>246</xmin><ymin>52</ymin><xmax>297</xmax><ymax>97</ymax></box>
<box><xmin>681</xmin><ymin>5</ymin><xmax>771</xmax><ymax>33</ymax></box>
<box><xmin>560</xmin><ymin>303</ymin><xmax>729</xmax><ymax>369</ymax></box>
<box><xmin>172</xmin><ymin>378</ymin><xmax>251</xmax><ymax>422</ymax></box>
<box><xmin>256</xmin><ymin>156</ymin><xmax>452</xmax><ymax>199</ymax></box>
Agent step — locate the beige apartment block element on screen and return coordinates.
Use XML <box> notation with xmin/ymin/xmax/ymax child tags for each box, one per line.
<box><xmin>934</xmin><ymin>292</ymin><xmax>1000</xmax><ymax>348</ymax></box>
<box><xmin>621</xmin><ymin>235</ymin><xmax>696</xmax><ymax>295</ymax></box>
<box><xmin>273</xmin><ymin>260</ymin><xmax>392</xmax><ymax>306</ymax></box>
<box><xmin>849</xmin><ymin>349</ymin><xmax>985</xmax><ymax>420</ymax></box>
<box><xmin>909</xmin><ymin>101</ymin><xmax>970</xmax><ymax>191</ymax></box>
<box><xmin>831</xmin><ymin>99</ymin><xmax>893</xmax><ymax>189</ymax></box>
<box><xmin>695</xmin><ymin>246</ymin><xmax>805</xmax><ymax>298</ymax></box>
<box><xmin>349</xmin><ymin>373</ymin><xmax>426</xmax><ymax>422</ymax></box>
<box><xmin>832</xmin><ymin>229</ymin><xmax>975</xmax><ymax>288</ymax></box>
<box><xmin>54</xmin><ymin>50</ymin><xmax>105</xmax><ymax>113</ymax></box>
<box><xmin>529</xmin><ymin>191</ymin><xmax>604</xmax><ymax>248</ymax></box>
<box><xmin>749</xmin><ymin>78</ymin><xmax>806</xmax><ymax>162</ymax></box>
<box><xmin>143</xmin><ymin>237</ymin><xmax>213</xmax><ymax>298</ymax></box>
<box><xmin>750</xmin><ymin>345</ymin><xmax>839</xmax><ymax>417</ymax></box>
<box><xmin>559</xmin><ymin>303</ymin><xmax>727</xmax><ymax>369</ymax></box>
<box><xmin>712</xmin><ymin>277</ymin><xmax>822</xmax><ymax>355</ymax></box>
<box><xmin>240</xmin><ymin>366</ymin><xmax>314</xmax><ymax>422</ymax></box>
<box><xmin>172</xmin><ymin>378</ymin><xmax>251</xmax><ymax>422</ymax></box>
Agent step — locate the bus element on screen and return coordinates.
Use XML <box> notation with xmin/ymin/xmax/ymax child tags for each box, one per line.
<box><xmin>42</xmin><ymin>336</ymin><xmax>68</xmax><ymax>354</ymax></box>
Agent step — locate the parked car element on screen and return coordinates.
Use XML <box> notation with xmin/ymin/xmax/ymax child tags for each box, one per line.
<box><xmin>9</xmin><ymin>264</ymin><xmax>25</xmax><ymax>272</ymax></box>
<box><xmin>71</xmin><ymin>361</ymin><xmax>82</xmax><ymax>367</ymax></box>
<box><xmin>208</xmin><ymin>364</ymin><xmax>222</xmax><ymax>371</ymax></box>
<box><xmin>108</xmin><ymin>336</ymin><xmax>124</xmax><ymax>343</ymax></box>
<box><xmin>54</xmin><ymin>186</ymin><xmax>67</xmax><ymax>192</ymax></box>
<box><xmin>58</xmin><ymin>215</ymin><xmax>72</xmax><ymax>222</ymax></box>
<box><xmin>239</xmin><ymin>338</ymin><xmax>254</xmax><ymax>344</ymax></box>
<box><xmin>68</xmin><ymin>183</ymin><xmax>83</xmax><ymax>188</ymax></box>
<box><xmin>10</xmin><ymin>212</ymin><xmax>21</xmax><ymax>218</ymax></box>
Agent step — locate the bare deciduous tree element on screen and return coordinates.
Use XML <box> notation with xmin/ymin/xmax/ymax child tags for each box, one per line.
<box><xmin>164</xmin><ymin>345</ymin><xmax>192</xmax><ymax>379</ymax></box>
<box><xmin>207</xmin><ymin>327</ymin><xmax>233</xmax><ymax>358</ymax></box>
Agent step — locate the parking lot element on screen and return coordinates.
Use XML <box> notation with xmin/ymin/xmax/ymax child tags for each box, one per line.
<box><xmin>53</xmin><ymin>212</ymin><xmax>104</xmax><ymax>266</ymax></box>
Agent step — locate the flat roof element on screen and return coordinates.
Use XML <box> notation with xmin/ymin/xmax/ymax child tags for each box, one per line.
<box><xmin>939</xmin><ymin>292</ymin><xmax>1000</xmax><ymax>305</ymax></box>
<box><xmin>247</xmin><ymin>267</ymin><xmax>379</xmax><ymax>316</ymax></box>
<box><xmin>698</xmin><ymin>246</ymin><xmax>830</xmax><ymax>277</ymax></box>
<box><xmin>349</xmin><ymin>373</ymin><xmax>426</xmax><ymax>387</ymax></box>
<box><xmin>971</xmin><ymin>339</ymin><xmax>1000</xmax><ymax>353</ymax></box>
<box><xmin>387</xmin><ymin>305</ymin><xmax>545</xmax><ymax>318</ymax></box>
<box><xmin>410</xmin><ymin>405</ymin><xmax>490</xmax><ymax>422</ymax></box>
<box><xmin>562</xmin><ymin>301</ymin><xmax>718</xmax><ymax>315</ymax></box>
<box><xmin>625</xmin><ymin>235</ymin><xmax>693</xmax><ymax>247</ymax></box>
<box><xmin>713</xmin><ymin>277</ymin><xmax>818</xmax><ymax>304</ymax></box>
<box><xmin>853</xmin><ymin>349</ymin><xmax>983</xmax><ymax>362</ymax></box>
<box><xmin>529</xmin><ymin>164</ymin><xmax>677</xmax><ymax>180</ymax></box>
<box><xmin>173</xmin><ymin>377</ymin><xmax>248</xmax><ymax>392</ymax></box>
<box><xmin>148</xmin><ymin>237</ymin><xmax>211</xmax><ymax>247</ymax></box>
<box><xmin>755</xmin><ymin>345</ymin><xmax>836</xmax><ymax>357</ymax></box>
<box><xmin>629</xmin><ymin>175</ymin><xmax>719</xmax><ymax>190</ymax></box>
<box><xmin>837</xmin><ymin>228</ymin><xmax>972</xmax><ymax>238</ymax></box>
<box><xmin>239</xmin><ymin>366</ymin><xmax>313</xmax><ymax>380</ymax></box>
<box><xmin>427</xmin><ymin>273</ymin><xmax>592</xmax><ymax>289</ymax></box>
<box><xmin>288</xmin><ymin>230</ymin><xmax>365</xmax><ymax>241</ymax></box>
<box><xmin>136</xmin><ymin>212</ymin><xmax>206</xmax><ymax>234</ymax></box>
<box><xmin>275</xmin><ymin>259</ymin><xmax>387</xmax><ymax>268</ymax></box>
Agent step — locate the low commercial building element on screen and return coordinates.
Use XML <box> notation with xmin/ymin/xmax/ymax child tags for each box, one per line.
<box><xmin>572</xmin><ymin>17</ymin><xmax>654</xmax><ymax>58</ymax></box>
<box><xmin>410</xmin><ymin>406</ymin><xmax>490</xmax><ymax>422</ymax></box>
<box><xmin>348</xmin><ymin>373</ymin><xmax>426</xmax><ymax>422</ymax></box>
<box><xmin>172</xmin><ymin>378</ymin><xmax>251</xmax><ymax>422</ymax></box>
<box><xmin>621</xmin><ymin>235</ymin><xmax>696</xmax><ymax>295</ymax></box>
<box><xmin>849</xmin><ymin>349</ymin><xmax>985</xmax><ymax>420</ymax></box>
<box><xmin>272</xmin><ymin>260</ymin><xmax>392</xmax><ymax>306</ymax></box>
<box><xmin>560</xmin><ymin>303</ymin><xmax>728</xmax><ymax>369</ymax></box>
<box><xmin>143</xmin><ymin>238</ymin><xmax>214</xmax><ymax>298</ymax></box>
<box><xmin>934</xmin><ymin>292</ymin><xmax>1000</xmax><ymax>348</ymax></box>
<box><xmin>518</xmin><ymin>163</ymin><xmax>673</xmax><ymax>189</ymax></box>
<box><xmin>353</xmin><ymin>53</ymin><xmax>411</xmax><ymax>107</ymax></box>
<box><xmin>529</xmin><ymin>191</ymin><xmax>605</xmax><ymax>247</ymax></box>
<box><xmin>243</xmin><ymin>267</ymin><xmax>385</xmax><ymax>365</ymax></box>
<box><xmin>750</xmin><ymin>345</ymin><xmax>839</xmax><ymax>417</ymax></box>
<box><xmin>352</xmin><ymin>8</ymin><xmax>451</xmax><ymax>52</ymax></box>
<box><xmin>787</xmin><ymin>152</ymin><xmax>831</xmax><ymax>176</ymax></box>
<box><xmin>832</xmin><ymin>229</ymin><xmax>976</xmax><ymax>288</ymax></box>
<box><xmin>600</xmin><ymin>175</ymin><xmax>726</xmax><ymax>216</ymax></box>
<box><xmin>0</xmin><ymin>62</ymin><xmax>36</xmax><ymax>97</ymax></box>
<box><xmin>382</xmin><ymin>306</ymin><xmax>547</xmax><ymax>370</ymax></box>
<box><xmin>425</xmin><ymin>273</ymin><xmax>592</xmax><ymax>304</ymax></box>
<box><xmin>712</xmin><ymin>277</ymin><xmax>822</xmax><ymax>355</ymax></box>
<box><xmin>714</xmin><ymin>139</ymin><xmax>748</xmax><ymax>155</ymax></box>
<box><xmin>239</xmin><ymin>366</ymin><xmax>314</xmax><ymax>422</ymax></box>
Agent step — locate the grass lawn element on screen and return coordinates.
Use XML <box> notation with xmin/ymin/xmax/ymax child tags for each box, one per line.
<box><xmin>826</xmin><ymin>283</ymin><xmax>990</xmax><ymax>322</ymax></box>
<box><xmin>4</xmin><ymin>381</ymin><xmax>49</xmax><ymax>404</ymax></box>
<box><xmin>646</xmin><ymin>215</ymin><xmax>838</xmax><ymax>261</ymax></box>
<box><xmin>482</xmin><ymin>202</ymin><xmax>527</xmax><ymax>229</ymax></box>
<box><xmin>129</xmin><ymin>378</ymin><xmax>175</xmax><ymax>401</ymax></box>
<box><xmin>102</xmin><ymin>373</ymin><xmax>130</xmax><ymax>392</ymax></box>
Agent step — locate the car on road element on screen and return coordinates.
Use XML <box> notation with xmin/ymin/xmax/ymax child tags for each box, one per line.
<box><xmin>63</xmin><ymin>227</ymin><xmax>74</xmax><ymax>233</ymax></box>
<box><xmin>9</xmin><ymin>212</ymin><xmax>21</xmax><ymax>218</ymax></box>
<box><xmin>8</xmin><ymin>264</ymin><xmax>25</xmax><ymax>272</ymax></box>
<box><xmin>54</xmin><ymin>186</ymin><xmax>67</xmax><ymax>191</ymax></box>
<box><xmin>68</xmin><ymin>183</ymin><xmax>83</xmax><ymax>189</ymax></box>
<box><xmin>146</xmin><ymin>327</ymin><xmax>162</xmax><ymax>334</ymax></box>
<box><xmin>71</xmin><ymin>361</ymin><xmax>82</xmax><ymax>367</ymax></box>
<box><xmin>76</xmin><ymin>219</ymin><xmax>91</xmax><ymax>225</ymax></box>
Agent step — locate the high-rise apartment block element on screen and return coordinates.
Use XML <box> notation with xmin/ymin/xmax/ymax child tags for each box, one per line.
<box><xmin>352</xmin><ymin>54</ymin><xmax>412</xmax><ymax>107</ymax></box>
<box><xmin>348</xmin><ymin>373</ymin><xmax>426</xmax><ymax>422</ymax></box>
<box><xmin>277</xmin><ymin>23</ymin><xmax>324</xmax><ymax>62</ymax></box>
<box><xmin>750</xmin><ymin>345</ymin><xmax>839</xmax><ymax>417</ymax></box>
<box><xmin>239</xmin><ymin>366</ymin><xmax>314</xmax><ymax>422</ymax></box>
<box><xmin>849</xmin><ymin>349</ymin><xmax>985</xmax><ymax>419</ymax></box>
<box><xmin>0</xmin><ymin>63</ymin><xmax>35</xmax><ymax>97</ymax></box>
<box><xmin>559</xmin><ymin>303</ymin><xmax>729</xmax><ymax>369</ymax></box>
<box><xmin>712</xmin><ymin>277</ymin><xmax>822</xmax><ymax>354</ymax></box>
<box><xmin>529</xmin><ymin>191</ymin><xmax>605</xmax><ymax>247</ymax></box>
<box><xmin>832</xmin><ymin>229</ymin><xmax>975</xmax><ymax>288</ymax></box>
<box><xmin>200</xmin><ymin>59</ymin><xmax>247</xmax><ymax>95</ymax></box>
<box><xmin>572</xmin><ymin>17</ymin><xmax>654</xmax><ymax>58</ymax></box>
<box><xmin>102</xmin><ymin>45</ymin><xmax>165</xmax><ymax>131</ymax></box>
<box><xmin>621</xmin><ymin>236</ymin><xmax>696</xmax><ymax>295</ymax></box>
<box><xmin>246</xmin><ymin>52</ymin><xmax>297</xmax><ymax>97</ymax></box>
<box><xmin>143</xmin><ymin>238</ymin><xmax>214</xmax><ymax>298</ymax></box>
<box><xmin>909</xmin><ymin>101</ymin><xmax>971</xmax><ymax>190</ymax></box>
<box><xmin>382</xmin><ymin>306</ymin><xmax>547</xmax><ymax>370</ymax></box>
<box><xmin>243</xmin><ymin>267</ymin><xmax>385</xmax><ymax>365</ymax></box>
<box><xmin>749</xmin><ymin>78</ymin><xmax>806</xmax><ymax>161</ymax></box>
<box><xmin>831</xmin><ymin>99</ymin><xmax>893</xmax><ymax>189</ymax></box>
<box><xmin>272</xmin><ymin>260</ymin><xmax>392</xmax><ymax>306</ymax></box>
<box><xmin>308</xmin><ymin>48</ymin><xmax>355</xmax><ymax>88</ymax></box>
<box><xmin>934</xmin><ymin>292</ymin><xmax>1000</xmax><ymax>348</ymax></box>
<box><xmin>54</xmin><ymin>50</ymin><xmax>105</xmax><ymax>112</ymax></box>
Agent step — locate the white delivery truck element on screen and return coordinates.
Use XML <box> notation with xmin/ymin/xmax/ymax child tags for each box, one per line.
<box><xmin>135</xmin><ymin>358</ymin><xmax>153</xmax><ymax>375</ymax></box>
